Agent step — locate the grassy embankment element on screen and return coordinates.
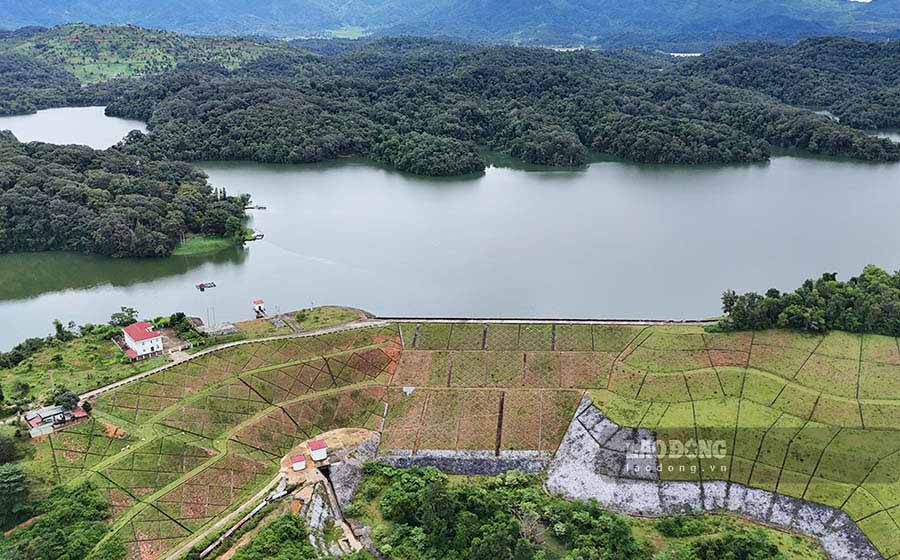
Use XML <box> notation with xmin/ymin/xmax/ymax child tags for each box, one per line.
<box><xmin>194</xmin><ymin>306</ymin><xmax>365</xmax><ymax>351</ymax></box>
<box><xmin>14</xmin><ymin>324</ymin><xmax>401</xmax><ymax>558</ymax></box>
<box><xmin>171</xmin><ymin>235</ymin><xmax>236</xmax><ymax>256</ymax></box>
<box><xmin>294</xmin><ymin>305</ymin><xmax>365</xmax><ymax>330</ymax></box>
<box><xmin>232</xmin><ymin>305</ymin><xmax>365</xmax><ymax>339</ymax></box>
<box><xmin>385</xmin><ymin>322</ymin><xmax>900</xmax><ymax>558</ymax></box>
<box><xmin>172</xmin><ymin>228</ymin><xmax>258</xmax><ymax>256</ymax></box>
<box><xmin>8</xmin><ymin>321</ymin><xmax>900</xmax><ymax>559</ymax></box>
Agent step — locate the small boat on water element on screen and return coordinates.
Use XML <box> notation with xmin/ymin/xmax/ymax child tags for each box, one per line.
<box><xmin>197</xmin><ymin>282</ymin><xmax>217</xmax><ymax>292</ymax></box>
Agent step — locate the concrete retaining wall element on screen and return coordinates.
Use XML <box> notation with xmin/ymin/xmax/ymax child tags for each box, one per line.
<box><xmin>377</xmin><ymin>449</ymin><xmax>549</xmax><ymax>475</ymax></box>
<box><xmin>546</xmin><ymin>397</ymin><xmax>882</xmax><ymax>560</ymax></box>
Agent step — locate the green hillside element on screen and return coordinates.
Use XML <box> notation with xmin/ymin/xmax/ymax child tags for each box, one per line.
<box><xmin>0</xmin><ymin>23</ymin><xmax>289</xmax><ymax>82</ymax></box>
<box><xmin>3</xmin><ymin>1</ymin><xmax>900</xmax><ymax>49</ymax></box>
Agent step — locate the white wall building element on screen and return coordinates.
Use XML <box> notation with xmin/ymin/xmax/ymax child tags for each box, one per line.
<box><xmin>122</xmin><ymin>322</ymin><xmax>164</xmax><ymax>360</ymax></box>
<box><xmin>309</xmin><ymin>439</ymin><xmax>328</xmax><ymax>462</ymax></box>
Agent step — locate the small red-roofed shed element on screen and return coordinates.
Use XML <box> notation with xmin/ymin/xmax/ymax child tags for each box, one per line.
<box><xmin>309</xmin><ymin>439</ymin><xmax>328</xmax><ymax>462</ymax></box>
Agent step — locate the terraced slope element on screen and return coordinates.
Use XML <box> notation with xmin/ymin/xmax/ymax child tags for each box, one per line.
<box><xmin>31</xmin><ymin>323</ymin><xmax>401</xmax><ymax>560</ymax></box>
<box><xmin>32</xmin><ymin>321</ymin><xmax>900</xmax><ymax>559</ymax></box>
<box><xmin>385</xmin><ymin>322</ymin><xmax>900</xmax><ymax>558</ymax></box>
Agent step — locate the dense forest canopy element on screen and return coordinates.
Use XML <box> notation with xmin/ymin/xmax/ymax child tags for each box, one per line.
<box><xmin>718</xmin><ymin>265</ymin><xmax>900</xmax><ymax>336</ymax></box>
<box><xmin>0</xmin><ymin>53</ymin><xmax>85</xmax><ymax>115</ymax></box>
<box><xmin>679</xmin><ymin>37</ymin><xmax>900</xmax><ymax>130</ymax></box>
<box><xmin>0</xmin><ymin>131</ymin><xmax>247</xmax><ymax>257</ymax></box>
<box><xmin>349</xmin><ymin>464</ymin><xmax>795</xmax><ymax>560</ymax></box>
<box><xmin>2</xmin><ymin>26</ymin><xmax>900</xmax><ymax>175</ymax></box>
<box><xmin>3</xmin><ymin>1</ymin><xmax>900</xmax><ymax>50</ymax></box>
<box><xmin>81</xmin><ymin>34</ymin><xmax>899</xmax><ymax>175</ymax></box>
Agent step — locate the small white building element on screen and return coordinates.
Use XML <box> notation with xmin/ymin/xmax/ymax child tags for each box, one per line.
<box><xmin>290</xmin><ymin>454</ymin><xmax>307</xmax><ymax>472</ymax></box>
<box><xmin>123</xmin><ymin>322</ymin><xmax>164</xmax><ymax>360</ymax></box>
<box><xmin>309</xmin><ymin>439</ymin><xmax>328</xmax><ymax>462</ymax></box>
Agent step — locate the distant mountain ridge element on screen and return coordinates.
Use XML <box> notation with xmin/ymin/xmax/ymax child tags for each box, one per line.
<box><xmin>3</xmin><ymin>0</ymin><xmax>900</xmax><ymax>49</ymax></box>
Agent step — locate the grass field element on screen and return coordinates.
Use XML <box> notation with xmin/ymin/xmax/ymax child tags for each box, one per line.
<box><xmin>13</xmin><ymin>321</ymin><xmax>900</xmax><ymax>559</ymax></box>
<box><xmin>0</xmin><ymin>24</ymin><xmax>289</xmax><ymax>82</ymax></box>
<box><xmin>0</xmin><ymin>333</ymin><xmax>168</xmax><ymax>404</ymax></box>
<box><xmin>294</xmin><ymin>306</ymin><xmax>365</xmax><ymax>331</ymax></box>
<box><xmin>171</xmin><ymin>235</ymin><xmax>235</xmax><ymax>256</ymax></box>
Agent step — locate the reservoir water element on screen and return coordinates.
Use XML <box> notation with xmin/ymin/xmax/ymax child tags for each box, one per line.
<box><xmin>2</xmin><ymin>107</ymin><xmax>900</xmax><ymax>349</ymax></box>
<box><xmin>0</xmin><ymin>106</ymin><xmax>146</xmax><ymax>149</ymax></box>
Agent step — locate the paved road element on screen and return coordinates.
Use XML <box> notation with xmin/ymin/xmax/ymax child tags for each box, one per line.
<box><xmin>79</xmin><ymin>319</ymin><xmax>390</xmax><ymax>401</ymax></box>
<box><xmin>379</xmin><ymin>317</ymin><xmax>717</xmax><ymax>325</ymax></box>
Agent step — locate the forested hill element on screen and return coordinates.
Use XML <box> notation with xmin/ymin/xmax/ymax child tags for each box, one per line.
<box><xmin>102</xmin><ymin>36</ymin><xmax>900</xmax><ymax>174</ymax></box>
<box><xmin>0</xmin><ymin>131</ymin><xmax>247</xmax><ymax>257</ymax></box>
<box><xmin>3</xmin><ymin>0</ymin><xmax>900</xmax><ymax>50</ymax></box>
<box><xmin>678</xmin><ymin>37</ymin><xmax>900</xmax><ymax>130</ymax></box>
<box><xmin>3</xmin><ymin>26</ymin><xmax>900</xmax><ymax>174</ymax></box>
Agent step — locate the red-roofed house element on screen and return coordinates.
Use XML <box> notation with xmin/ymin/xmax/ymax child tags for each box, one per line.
<box><xmin>309</xmin><ymin>439</ymin><xmax>328</xmax><ymax>462</ymax></box>
<box><xmin>122</xmin><ymin>322</ymin><xmax>163</xmax><ymax>361</ymax></box>
<box><xmin>290</xmin><ymin>454</ymin><xmax>307</xmax><ymax>471</ymax></box>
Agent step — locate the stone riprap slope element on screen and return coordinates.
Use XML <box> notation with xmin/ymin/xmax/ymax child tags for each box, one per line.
<box><xmin>547</xmin><ymin>396</ymin><xmax>881</xmax><ymax>560</ymax></box>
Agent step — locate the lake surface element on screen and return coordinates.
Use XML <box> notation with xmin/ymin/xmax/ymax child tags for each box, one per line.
<box><xmin>0</xmin><ymin>106</ymin><xmax>146</xmax><ymax>148</ymax></box>
<box><xmin>2</xmin><ymin>108</ymin><xmax>900</xmax><ymax>349</ymax></box>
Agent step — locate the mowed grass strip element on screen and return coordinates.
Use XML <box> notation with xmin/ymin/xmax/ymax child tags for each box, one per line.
<box><xmin>625</xmin><ymin>347</ymin><xmax>712</xmax><ymax>373</ymax></box>
<box><xmin>518</xmin><ymin>324</ymin><xmax>554</xmax><ymax>351</ymax></box>
<box><xmin>592</xmin><ymin>325</ymin><xmax>644</xmax><ymax>353</ymax></box>
<box><xmin>448</xmin><ymin>323</ymin><xmax>485</xmax><ymax>350</ymax></box>
<box><xmin>861</xmin><ymin>334</ymin><xmax>900</xmax><ymax>365</ymax></box>
<box><xmin>794</xmin><ymin>354</ymin><xmax>860</xmax><ymax>399</ymax></box>
<box><xmin>748</xmin><ymin>344</ymin><xmax>810</xmax><ymax>380</ymax></box>
<box><xmin>450</xmin><ymin>351</ymin><xmax>488</xmax><ymax>387</ymax></box>
<box><xmin>485</xmin><ymin>324</ymin><xmax>520</xmax><ymax>350</ymax></box>
<box><xmin>560</xmin><ymin>352</ymin><xmax>612</xmax><ymax>389</ymax></box>
<box><xmin>554</xmin><ymin>324</ymin><xmax>593</xmax><ymax>352</ymax></box>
